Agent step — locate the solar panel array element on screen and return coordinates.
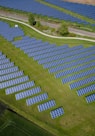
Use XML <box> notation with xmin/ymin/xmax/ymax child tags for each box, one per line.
<box><xmin>45</xmin><ymin>0</ymin><xmax>95</xmax><ymax>22</ymax></box>
<box><xmin>11</xmin><ymin>35</ymin><xmax>95</xmax><ymax>104</ymax></box>
<box><xmin>0</xmin><ymin>51</ymin><xmax>64</xmax><ymax>119</ymax></box>
<box><xmin>0</xmin><ymin>0</ymin><xmax>91</xmax><ymax>25</ymax></box>
<box><xmin>0</xmin><ymin>21</ymin><xmax>24</xmax><ymax>41</ymax></box>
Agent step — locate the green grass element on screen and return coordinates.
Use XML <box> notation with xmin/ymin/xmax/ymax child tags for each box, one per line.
<box><xmin>0</xmin><ymin>108</ymin><xmax>55</xmax><ymax>136</ymax></box>
<box><xmin>0</xmin><ymin>19</ymin><xmax>95</xmax><ymax>136</ymax></box>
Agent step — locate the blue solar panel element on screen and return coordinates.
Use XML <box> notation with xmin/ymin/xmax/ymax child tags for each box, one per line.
<box><xmin>0</xmin><ymin>58</ymin><xmax>10</xmax><ymax>65</ymax></box>
<box><xmin>0</xmin><ymin>76</ymin><xmax>29</xmax><ymax>89</ymax></box>
<box><xmin>56</xmin><ymin>61</ymin><xmax>95</xmax><ymax>78</ymax></box>
<box><xmin>0</xmin><ymin>71</ymin><xmax>24</xmax><ymax>82</ymax></box>
<box><xmin>38</xmin><ymin>100</ymin><xmax>56</xmax><ymax>112</ymax></box>
<box><xmin>0</xmin><ymin>62</ymin><xmax>14</xmax><ymax>70</ymax></box>
<box><xmin>5</xmin><ymin>81</ymin><xmax>35</xmax><ymax>95</ymax></box>
<box><xmin>86</xmin><ymin>94</ymin><xmax>95</xmax><ymax>103</ymax></box>
<box><xmin>77</xmin><ymin>84</ymin><xmax>95</xmax><ymax>96</ymax></box>
<box><xmin>15</xmin><ymin>87</ymin><xmax>41</xmax><ymax>100</ymax></box>
<box><xmin>26</xmin><ymin>93</ymin><xmax>48</xmax><ymax>106</ymax></box>
<box><xmin>50</xmin><ymin>107</ymin><xmax>64</xmax><ymax>119</ymax></box>
<box><xmin>0</xmin><ymin>66</ymin><xmax>19</xmax><ymax>76</ymax></box>
<box><xmin>70</xmin><ymin>76</ymin><xmax>95</xmax><ymax>90</ymax></box>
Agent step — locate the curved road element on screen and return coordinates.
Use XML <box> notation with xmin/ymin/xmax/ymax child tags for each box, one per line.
<box><xmin>0</xmin><ymin>16</ymin><xmax>95</xmax><ymax>43</ymax></box>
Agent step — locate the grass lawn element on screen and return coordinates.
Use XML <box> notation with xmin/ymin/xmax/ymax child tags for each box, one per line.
<box><xmin>0</xmin><ymin>19</ymin><xmax>95</xmax><ymax>136</ymax></box>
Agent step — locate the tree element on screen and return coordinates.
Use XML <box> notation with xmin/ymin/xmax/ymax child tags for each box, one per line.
<box><xmin>58</xmin><ymin>23</ymin><xmax>69</xmax><ymax>36</ymax></box>
<box><xmin>28</xmin><ymin>13</ymin><xmax>36</xmax><ymax>26</ymax></box>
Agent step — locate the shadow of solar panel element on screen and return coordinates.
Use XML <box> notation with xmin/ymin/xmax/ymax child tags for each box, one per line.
<box><xmin>86</xmin><ymin>94</ymin><xmax>95</xmax><ymax>103</ymax></box>
<box><xmin>15</xmin><ymin>87</ymin><xmax>41</xmax><ymax>100</ymax></box>
<box><xmin>50</xmin><ymin>107</ymin><xmax>64</xmax><ymax>119</ymax></box>
<box><xmin>5</xmin><ymin>81</ymin><xmax>35</xmax><ymax>95</ymax></box>
<box><xmin>26</xmin><ymin>93</ymin><xmax>48</xmax><ymax>106</ymax></box>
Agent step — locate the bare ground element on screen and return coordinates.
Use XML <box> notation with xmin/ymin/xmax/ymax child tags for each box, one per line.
<box><xmin>64</xmin><ymin>0</ymin><xmax>95</xmax><ymax>5</ymax></box>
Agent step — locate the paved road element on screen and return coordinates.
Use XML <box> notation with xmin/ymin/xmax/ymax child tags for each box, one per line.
<box><xmin>0</xmin><ymin>16</ymin><xmax>95</xmax><ymax>43</ymax></box>
<box><xmin>69</xmin><ymin>27</ymin><xmax>95</xmax><ymax>38</ymax></box>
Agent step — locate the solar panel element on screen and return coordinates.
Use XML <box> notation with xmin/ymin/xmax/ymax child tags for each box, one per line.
<box><xmin>77</xmin><ymin>84</ymin><xmax>95</xmax><ymax>96</ymax></box>
<box><xmin>15</xmin><ymin>87</ymin><xmax>41</xmax><ymax>100</ymax></box>
<box><xmin>5</xmin><ymin>81</ymin><xmax>35</xmax><ymax>95</ymax></box>
<box><xmin>37</xmin><ymin>100</ymin><xmax>56</xmax><ymax>112</ymax></box>
<box><xmin>0</xmin><ymin>76</ymin><xmax>29</xmax><ymax>89</ymax></box>
<box><xmin>0</xmin><ymin>71</ymin><xmax>23</xmax><ymax>82</ymax></box>
<box><xmin>26</xmin><ymin>93</ymin><xmax>48</xmax><ymax>106</ymax></box>
<box><xmin>50</xmin><ymin>107</ymin><xmax>64</xmax><ymax>119</ymax></box>
<box><xmin>86</xmin><ymin>94</ymin><xmax>95</xmax><ymax>103</ymax></box>
<box><xmin>70</xmin><ymin>76</ymin><xmax>95</xmax><ymax>90</ymax></box>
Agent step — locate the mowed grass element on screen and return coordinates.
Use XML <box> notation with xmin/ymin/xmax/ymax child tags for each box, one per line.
<box><xmin>0</xmin><ymin>20</ymin><xmax>95</xmax><ymax>136</ymax></box>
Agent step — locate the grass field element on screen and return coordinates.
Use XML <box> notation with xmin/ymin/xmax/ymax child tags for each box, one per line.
<box><xmin>0</xmin><ymin>19</ymin><xmax>95</xmax><ymax>136</ymax></box>
<box><xmin>0</xmin><ymin>104</ymin><xmax>55</xmax><ymax>136</ymax></box>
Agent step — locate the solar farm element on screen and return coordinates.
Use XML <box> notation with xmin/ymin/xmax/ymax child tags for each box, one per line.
<box><xmin>0</xmin><ymin>0</ymin><xmax>95</xmax><ymax>136</ymax></box>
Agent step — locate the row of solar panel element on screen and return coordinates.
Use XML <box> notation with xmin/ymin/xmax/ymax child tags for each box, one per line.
<box><xmin>0</xmin><ymin>71</ymin><xmax>24</xmax><ymax>82</ymax></box>
<box><xmin>15</xmin><ymin>87</ymin><xmax>41</xmax><ymax>100</ymax></box>
<box><xmin>0</xmin><ymin>62</ymin><xmax>14</xmax><ymax>70</ymax></box>
<box><xmin>77</xmin><ymin>84</ymin><xmax>95</xmax><ymax>96</ymax></box>
<box><xmin>0</xmin><ymin>66</ymin><xmax>19</xmax><ymax>76</ymax></box>
<box><xmin>0</xmin><ymin>0</ymin><xmax>91</xmax><ymax>25</ymax></box>
<box><xmin>0</xmin><ymin>58</ymin><xmax>10</xmax><ymax>65</ymax></box>
<box><xmin>5</xmin><ymin>81</ymin><xmax>35</xmax><ymax>95</ymax></box>
<box><xmin>86</xmin><ymin>94</ymin><xmax>95</xmax><ymax>103</ymax></box>
<box><xmin>70</xmin><ymin>76</ymin><xmax>95</xmax><ymax>90</ymax></box>
<box><xmin>26</xmin><ymin>93</ymin><xmax>48</xmax><ymax>106</ymax></box>
<box><xmin>0</xmin><ymin>76</ymin><xmax>29</xmax><ymax>89</ymax></box>
<box><xmin>50</xmin><ymin>107</ymin><xmax>64</xmax><ymax>119</ymax></box>
<box><xmin>38</xmin><ymin>100</ymin><xmax>56</xmax><ymax>112</ymax></box>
